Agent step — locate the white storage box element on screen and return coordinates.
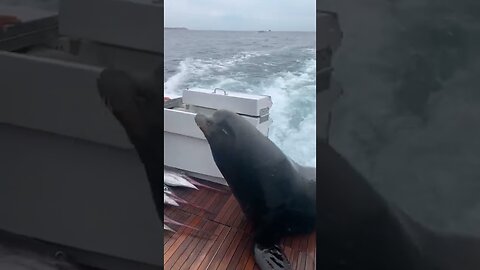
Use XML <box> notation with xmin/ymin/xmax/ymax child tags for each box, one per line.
<box><xmin>183</xmin><ymin>88</ymin><xmax>272</xmax><ymax>117</ymax></box>
<box><xmin>59</xmin><ymin>0</ymin><xmax>162</xmax><ymax>53</ymax></box>
<box><xmin>0</xmin><ymin>5</ymin><xmax>58</xmax><ymax>51</ymax></box>
<box><xmin>164</xmin><ymin>89</ymin><xmax>273</xmax><ymax>185</ymax></box>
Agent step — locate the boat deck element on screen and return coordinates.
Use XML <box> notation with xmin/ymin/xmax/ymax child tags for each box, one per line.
<box><xmin>164</xmin><ymin>179</ymin><xmax>316</xmax><ymax>270</ymax></box>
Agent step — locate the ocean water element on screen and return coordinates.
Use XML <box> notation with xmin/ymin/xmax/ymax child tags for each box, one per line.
<box><xmin>164</xmin><ymin>30</ymin><xmax>316</xmax><ymax>166</ymax></box>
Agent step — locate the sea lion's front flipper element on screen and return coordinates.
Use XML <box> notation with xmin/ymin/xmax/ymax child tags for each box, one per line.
<box><xmin>254</xmin><ymin>243</ymin><xmax>292</xmax><ymax>270</ymax></box>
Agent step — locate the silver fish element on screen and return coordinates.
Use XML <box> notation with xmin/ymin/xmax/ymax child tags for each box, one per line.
<box><xmin>164</xmin><ymin>193</ymin><xmax>179</xmax><ymax>206</ymax></box>
<box><xmin>164</xmin><ymin>224</ymin><xmax>175</xmax><ymax>232</ymax></box>
<box><xmin>164</xmin><ymin>170</ymin><xmax>198</xmax><ymax>189</ymax></box>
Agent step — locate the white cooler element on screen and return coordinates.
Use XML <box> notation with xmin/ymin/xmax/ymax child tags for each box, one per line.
<box><xmin>164</xmin><ymin>88</ymin><xmax>273</xmax><ymax>185</ymax></box>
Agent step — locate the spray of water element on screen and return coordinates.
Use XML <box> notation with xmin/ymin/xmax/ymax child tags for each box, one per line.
<box><xmin>164</xmin><ymin>51</ymin><xmax>316</xmax><ymax>166</ymax></box>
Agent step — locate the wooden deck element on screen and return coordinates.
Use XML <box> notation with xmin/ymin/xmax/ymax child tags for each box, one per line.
<box><xmin>164</xmin><ymin>180</ymin><xmax>316</xmax><ymax>270</ymax></box>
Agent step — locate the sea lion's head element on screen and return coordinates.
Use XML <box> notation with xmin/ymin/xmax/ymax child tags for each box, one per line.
<box><xmin>97</xmin><ymin>68</ymin><xmax>163</xmax><ymax>142</ymax></box>
<box><xmin>194</xmin><ymin>110</ymin><xmax>240</xmax><ymax>150</ymax></box>
<box><xmin>194</xmin><ymin>109</ymin><xmax>285</xmax><ymax>174</ymax></box>
<box><xmin>195</xmin><ymin>109</ymin><xmax>284</xmax><ymax>165</ymax></box>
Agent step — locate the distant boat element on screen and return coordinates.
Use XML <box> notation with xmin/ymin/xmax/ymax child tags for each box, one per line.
<box><xmin>258</xmin><ymin>30</ymin><xmax>272</xmax><ymax>33</ymax></box>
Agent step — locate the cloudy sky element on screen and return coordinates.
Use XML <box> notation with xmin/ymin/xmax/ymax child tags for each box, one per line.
<box><xmin>164</xmin><ymin>0</ymin><xmax>315</xmax><ymax>31</ymax></box>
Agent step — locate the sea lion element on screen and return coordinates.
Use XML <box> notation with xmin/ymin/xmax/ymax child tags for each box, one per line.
<box><xmin>96</xmin><ymin>67</ymin><xmax>164</xmax><ymax>221</ymax></box>
<box><xmin>318</xmin><ymin>10</ymin><xmax>343</xmax><ymax>143</ymax></box>
<box><xmin>316</xmin><ymin>141</ymin><xmax>480</xmax><ymax>270</ymax></box>
<box><xmin>194</xmin><ymin>110</ymin><xmax>316</xmax><ymax>270</ymax></box>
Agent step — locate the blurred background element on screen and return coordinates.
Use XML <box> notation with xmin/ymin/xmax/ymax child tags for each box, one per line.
<box><xmin>322</xmin><ymin>0</ymin><xmax>480</xmax><ymax>236</ymax></box>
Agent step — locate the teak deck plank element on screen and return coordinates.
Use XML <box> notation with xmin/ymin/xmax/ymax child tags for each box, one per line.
<box><xmin>185</xmin><ymin>223</ymin><xmax>227</xmax><ymax>270</ymax></box>
<box><xmin>170</xmin><ymin>218</ymin><xmax>209</xmax><ymax>269</ymax></box>
<box><xmin>196</xmin><ymin>226</ymin><xmax>231</xmax><ymax>269</ymax></box>
<box><xmin>178</xmin><ymin>220</ymin><xmax>218</xmax><ymax>270</ymax></box>
<box><xmin>164</xmin><ymin>179</ymin><xmax>316</xmax><ymax>270</ymax></box>
<box><xmin>205</xmin><ymin>226</ymin><xmax>238</xmax><ymax>269</ymax></box>
<box><xmin>233</xmin><ymin>235</ymin><xmax>254</xmax><ymax>270</ymax></box>
<box><xmin>226</xmin><ymin>230</ymin><xmax>251</xmax><ymax>269</ymax></box>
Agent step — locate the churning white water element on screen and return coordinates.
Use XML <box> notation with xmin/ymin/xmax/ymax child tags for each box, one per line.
<box><xmin>165</xmin><ymin>30</ymin><xmax>316</xmax><ymax>166</ymax></box>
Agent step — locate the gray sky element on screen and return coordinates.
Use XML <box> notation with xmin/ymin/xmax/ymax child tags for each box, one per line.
<box><xmin>164</xmin><ymin>0</ymin><xmax>315</xmax><ymax>31</ymax></box>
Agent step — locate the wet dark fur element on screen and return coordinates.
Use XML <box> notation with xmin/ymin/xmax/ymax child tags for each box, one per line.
<box><xmin>195</xmin><ymin>111</ymin><xmax>316</xmax><ymax>247</ymax></box>
<box><xmin>96</xmin><ymin>68</ymin><xmax>164</xmax><ymax>220</ymax></box>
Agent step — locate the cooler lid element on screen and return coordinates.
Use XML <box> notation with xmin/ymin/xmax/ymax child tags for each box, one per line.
<box><xmin>182</xmin><ymin>88</ymin><xmax>272</xmax><ymax>117</ymax></box>
<box><xmin>0</xmin><ymin>6</ymin><xmax>58</xmax><ymax>51</ymax></box>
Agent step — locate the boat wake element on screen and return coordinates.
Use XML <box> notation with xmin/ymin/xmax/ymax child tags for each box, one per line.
<box><xmin>164</xmin><ymin>49</ymin><xmax>316</xmax><ymax>167</ymax></box>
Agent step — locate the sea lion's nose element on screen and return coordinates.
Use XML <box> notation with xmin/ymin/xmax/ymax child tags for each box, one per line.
<box><xmin>194</xmin><ymin>113</ymin><xmax>205</xmax><ymax>123</ymax></box>
<box><xmin>194</xmin><ymin>114</ymin><xmax>209</xmax><ymax>131</ymax></box>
